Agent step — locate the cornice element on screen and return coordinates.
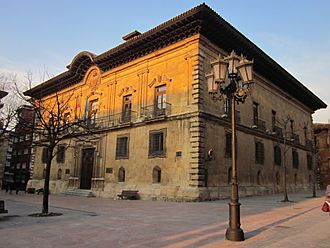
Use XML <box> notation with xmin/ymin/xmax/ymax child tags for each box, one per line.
<box><xmin>24</xmin><ymin>3</ymin><xmax>326</xmax><ymax>112</ymax></box>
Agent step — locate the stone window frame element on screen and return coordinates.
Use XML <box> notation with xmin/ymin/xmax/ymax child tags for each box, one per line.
<box><xmin>274</xmin><ymin>145</ymin><xmax>282</xmax><ymax>166</ymax></box>
<box><xmin>255</xmin><ymin>140</ymin><xmax>265</xmax><ymax>165</ymax></box>
<box><xmin>115</xmin><ymin>134</ymin><xmax>130</xmax><ymax>160</ymax></box>
<box><xmin>224</xmin><ymin>131</ymin><xmax>232</xmax><ymax>158</ymax></box>
<box><xmin>306</xmin><ymin>153</ymin><xmax>312</xmax><ymax>170</ymax></box>
<box><xmin>56</xmin><ymin>144</ymin><xmax>66</xmax><ymax>163</ymax></box>
<box><xmin>148</xmin><ymin>129</ymin><xmax>166</xmax><ymax>158</ymax></box>
<box><xmin>292</xmin><ymin>148</ymin><xmax>299</xmax><ymax>169</ymax></box>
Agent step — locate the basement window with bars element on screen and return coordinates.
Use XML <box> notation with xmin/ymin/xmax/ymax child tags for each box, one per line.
<box><xmin>116</xmin><ymin>136</ymin><xmax>129</xmax><ymax>159</ymax></box>
<box><xmin>149</xmin><ymin>129</ymin><xmax>166</xmax><ymax>157</ymax></box>
<box><xmin>255</xmin><ymin>141</ymin><xmax>264</xmax><ymax>164</ymax></box>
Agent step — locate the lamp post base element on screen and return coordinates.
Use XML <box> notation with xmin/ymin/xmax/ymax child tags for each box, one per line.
<box><xmin>225</xmin><ymin>202</ymin><xmax>244</xmax><ymax>241</ymax></box>
<box><xmin>225</xmin><ymin>227</ymin><xmax>244</xmax><ymax>241</ymax></box>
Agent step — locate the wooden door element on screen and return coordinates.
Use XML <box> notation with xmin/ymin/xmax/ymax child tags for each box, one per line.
<box><xmin>80</xmin><ymin>148</ymin><xmax>95</xmax><ymax>189</ymax></box>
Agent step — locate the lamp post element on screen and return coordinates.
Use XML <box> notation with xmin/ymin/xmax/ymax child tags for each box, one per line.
<box><xmin>206</xmin><ymin>51</ymin><xmax>254</xmax><ymax>241</ymax></box>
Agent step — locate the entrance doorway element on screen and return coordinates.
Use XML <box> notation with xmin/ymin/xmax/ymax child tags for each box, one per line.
<box><xmin>80</xmin><ymin>148</ymin><xmax>95</xmax><ymax>189</ymax></box>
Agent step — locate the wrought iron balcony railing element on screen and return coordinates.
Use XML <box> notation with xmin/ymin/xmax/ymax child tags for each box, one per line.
<box><xmin>273</xmin><ymin>126</ymin><xmax>283</xmax><ymax>137</ymax></box>
<box><xmin>305</xmin><ymin>139</ymin><xmax>313</xmax><ymax>150</ymax></box>
<box><xmin>84</xmin><ymin>111</ymin><xmax>138</xmax><ymax>130</ymax></box>
<box><xmin>222</xmin><ymin>110</ymin><xmax>241</xmax><ymax>124</ymax></box>
<box><xmin>291</xmin><ymin>133</ymin><xmax>300</xmax><ymax>145</ymax></box>
<box><xmin>140</xmin><ymin>103</ymin><xmax>171</xmax><ymax>120</ymax></box>
<box><xmin>252</xmin><ymin>118</ymin><xmax>266</xmax><ymax>132</ymax></box>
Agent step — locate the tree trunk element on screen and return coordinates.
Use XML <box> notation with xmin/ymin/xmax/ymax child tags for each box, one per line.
<box><xmin>42</xmin><ymin>149</ymin><xmax>53</xmax><ymax>214</ymax></box>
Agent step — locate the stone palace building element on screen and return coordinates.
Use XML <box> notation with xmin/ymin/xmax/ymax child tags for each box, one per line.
<box><xmin>25</xmin><ymin>4</ymin><xmax>326</xmax><ymax>200</ymax></box>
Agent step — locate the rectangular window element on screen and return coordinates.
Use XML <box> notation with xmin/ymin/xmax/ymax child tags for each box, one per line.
<box><xmin>155</xmin><ymin>85</ymin><xmax>166</xmax><ymax>116</ymax></box>
<box><xmin>56</xmin><ymin>145</ymin><xmax>65</xmax><ymax>163</ymax></box>
<box><xmin>274</xmin><ymin>145</ymin><xmax>282</xmax><ymax>165</ymax></box>
<box><xmin>255</xmin><ymin>141</ymin><xmax>264</xmax><ymax>164</ymax></box>
<box><xmin>307</xmin><ymin>154</ymin><xmax>312</xmax><ymax>170</ymax></box>
<box><xmin>225</xmin><ymin>132</ymin><xmax>232</xmax><ymax>158</ymax></box>
<box><xmin>88</xmin><ymin>99</ymin><xmax>98</xmax><ymax>124</ymax></box>
<box><xmin>21</xmin><ymin>163</ymin><xmax>27</xmax><ymax>169</ymax></box>
<box><xmin>16</xmin><ymin>163</ymin><xmax>21</xmax><ymax>169</ymax></box>
<box><xmin>23</xmin><ymin>148</ymin><xmax>28</xmax><ymax>155</ymax></box>
<box><xmin>116</xmin><ymin>136</ymin><xmax>129</xmax><ymax>159</ymax></box>
<box><xmin>41</xmin><ymin>147</ymin><xmax>49</xmax><ymax>163</ymax></box>
<box><xmin>253</xmin><ymin>102</ymin><xmax>259</xmax><ymax>125</ymax></box>
<box><xmin>290</xmin><ymin>120</ymin><xmax>294</xmax><ymax>137</ymax></box>
<box><xmin>149</xmin><ymin>130</ymin><xmax>166</xmax><ymax>156</ymax></box>
<box><xmin>292</xmin><ymin>149</ymin><xmax>299</xmax><ymax>168</ymax></box>
<box><xmin>122</xmin><ymin>95</ymin><xmax>132</xmax><ymax>122</ymax></box>
<box><xmin>272</xmin><ymin>110</ymin><xmax>276</xmax><ymax>132</ymax></box>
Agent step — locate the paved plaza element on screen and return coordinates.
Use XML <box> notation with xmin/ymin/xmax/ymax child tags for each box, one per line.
<box><xmin>0</xmin><ymin>190</ymin><xmax>328</xmax><ymax>248</ymax></box>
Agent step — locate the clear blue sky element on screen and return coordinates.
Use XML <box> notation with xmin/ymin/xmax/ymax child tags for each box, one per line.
<box><xmin>0</xmin><ymin>0</ymin><xmax>329</xmax><ymax>122</ymax></box>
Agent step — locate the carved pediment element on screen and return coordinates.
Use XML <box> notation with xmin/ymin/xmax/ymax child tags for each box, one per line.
<box><xmin>148</xmin><ymin>74</ymin><xmax>172</xmax><ymax>88</ymax></box>
<box><xmin>118</xmin><ymin>86</ymin><xmax>137</xmax><ymax>97</ymax></box>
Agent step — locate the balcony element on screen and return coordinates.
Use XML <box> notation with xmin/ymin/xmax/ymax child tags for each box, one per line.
<box><xmin>273</xmin><ymin>126</ymin><xmax>283</xmax><ymax>137</ymax></box>
<box><xmin>85</xmin><ymin>111</ymin><xmax>138</xmax><ymax>130</ymax></box>
<box><xmin>252</xmin><ymin>119</ymin><xmax>266</xmax><ymax>132</ymax></box>
<box><xmin>305</xmin><ymin>139</ymin><xmax>313</xmax><ymax>150</ymax></box>
<box><xmin>291</xmin><ymin>133</ymin><xmax>300</xmax><ymax>145</ymax></box>
<box><xmin>141</xmin><ymin>103</ymin><xmax>171</xmax><ymax>120</ymax></box>
<box><xmin>222</xmin><ymin>110</ymin><xmax>241</xmax><ymax>124</ymax></box>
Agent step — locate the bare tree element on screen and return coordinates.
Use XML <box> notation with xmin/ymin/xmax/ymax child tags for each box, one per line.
<box><xmin>14</xmin><ymin>73</ymin><xmax>90</xmax><ymax>215</ymax></box>
<box><xmin>273</xmin><ymin>115</ymin><xmax>297</xmax><ymax>202</ymax></box>
<box><xmin>0</xmin><ymin>73</ymin><xmax>22</xmax><ymax>138</ymax></box>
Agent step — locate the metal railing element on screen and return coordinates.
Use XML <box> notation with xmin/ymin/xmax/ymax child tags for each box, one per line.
<box><xmin>141</xmin><ymin>103</ymin><xmax>171</xmax><ymax>120</ymax></box>
<box><xmin>84</xmin><ymin>111</ymin><xmax>138</xmax><ymax>129</ymax></box>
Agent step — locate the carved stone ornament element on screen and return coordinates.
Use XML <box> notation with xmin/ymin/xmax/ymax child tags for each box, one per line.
<box><xmin>148</xmin><ymin>74</ymin><xmax>172</xmax><ymax>88</ymax></box>
<box><xmin>85</xmin><ymin>67</ymin><xmax>101</xmax><ymax>90</ymax></box>
<box><xmin>118</xmin><ymin>86</ymin><xmax>137</xmax><ymax>97</ymax></box>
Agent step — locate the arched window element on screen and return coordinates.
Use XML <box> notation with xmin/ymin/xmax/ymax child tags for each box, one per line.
<box><xmin>118</xmin><ymin>167</ymin><xmax>125</xmax><ymax>182</ymax></box>
<box><xmin>257</xmin><ymin>170</ymin><xmax>261</xmax><ymax>185</ymax></box>
<box><xmin>228</xmin><ymin>167</ymin><xmax>232</xmax><ymax>184</ymax></box>
<box><xmin>57</xmin><ymin>169</ymin><xmax>62</xmax><ymax>180</ymax></box>
<box><xmin>152</xmin><ymin>166</ymin><xmax>161</xmax><ymax>183</ymax></box>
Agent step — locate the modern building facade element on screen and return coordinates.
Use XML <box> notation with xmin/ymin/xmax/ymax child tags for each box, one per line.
<box><xmin>0</xmin><ymin>89</ymin><xmax>9</xmax><ymax>189</ymax></box>
<box><xmin>314</xmin><ymin>123</ymin><xmax>330</xmax><ymax>189</ymax></box>
<box><xmin>2</xmin><ymin>105</ymin><xmax>34</xmax><ymax>191</ymax></box>
<box><xmin>25</xmin><ymin>4</ymin><xmax>326</xmax><ymax>200</ymax></box>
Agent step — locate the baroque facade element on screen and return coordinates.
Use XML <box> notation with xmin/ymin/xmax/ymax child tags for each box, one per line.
<box><xmin>25</xmin><ymin>4</ymin><xmax>326</xmax><ymax>200</ymax></box>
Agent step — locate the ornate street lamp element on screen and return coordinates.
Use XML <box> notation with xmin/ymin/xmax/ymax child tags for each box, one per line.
<box><xmin>206</xmin><ymin>50</ymin><xmax>254</xmax><ymax>241</ymax></box>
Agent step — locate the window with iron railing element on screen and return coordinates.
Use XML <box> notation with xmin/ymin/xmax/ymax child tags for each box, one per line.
<box><xmin>255</xmin><ymin>141</ymin><xmax>264</xmax><ymax>164</ymax></box>
<box><xmin>225</xmin><ymin>132</ymin><xmax>232</xmax><ymax>158</ymax></box>
<box><xmin>292</xmin><ymin>149</ymin><xmax>299</xmax><ymax>168</ymax></box>
<box><xmin>149</xmin><ymin>130</ymin><xmax>166</xmax><ymax>157</ymax></box>
<box><xmin>56</xmin><ymin>145</ymin><xmax>65</xmax><ymax>163</ymax></box>
<box><xmin>274</xmin><ymin>145</ymin><xmax>282</xmax><ymax>165</ymax></box>
<box><xmin>307</xmin><ymin>154</ymin><xmax>312</xmax><ymax>170</ymax></box>
<box><xmin>122</xmin><ymin>95</ymin><xmax>132</xmax><ymax>123</ymax></box>
<box><xmin>116</xmin><ymin>136</ymin><xmax>129</xmax><ymax>159</ymax></box>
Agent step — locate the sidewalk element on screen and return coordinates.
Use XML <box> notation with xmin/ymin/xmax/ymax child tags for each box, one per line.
<box><xmin>0</xmin><ymin>190</ymin><xmax>327</xmax><ymax>248</ymax></box>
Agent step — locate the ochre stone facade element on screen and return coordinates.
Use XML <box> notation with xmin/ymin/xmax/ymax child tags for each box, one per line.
<box><xmin>26</xmin><ymin>4</ymin><xmax>326</xmax><ymax>200</ymax></box>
